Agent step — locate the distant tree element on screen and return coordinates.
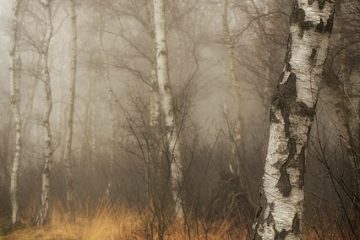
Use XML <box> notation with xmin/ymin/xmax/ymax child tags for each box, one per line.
<box><xmin>37</xmin><ymin>0</ymin><xmax>54</xmax><ymax>226</ymax></box>
<box><xmin>9</xmin><ymin>0</ymin><xmax>23</xmax><ymax>226</ymax></box>
<box><xmin>153</xmin><ymin>0</ymin><xmax>184</xmax><ymax>218</ymax></box>
<box><xmin>63</xmin><ymin>0</ymin><xmax>77</xmax><ymax>223</ymax></box>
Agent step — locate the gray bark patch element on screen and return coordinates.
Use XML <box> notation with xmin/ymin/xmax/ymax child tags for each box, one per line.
<box><xmin>325</xmin><ymin>10</ymin><xmax>335</xmax><ymax>33</ymax></box>
<box><xmin>315</xmin><ymin>18</ymin><xmax>324</xmax><ymax>32</ymax></box>
<box><xmin>277</xmin><ymin>166</ymin><xmax>292</xmax><ymax>197</ymax></box>
<box><xmin>318</xmin><ymin>0</ymin><xmax>326</xmax><ymax>10</ymax></box>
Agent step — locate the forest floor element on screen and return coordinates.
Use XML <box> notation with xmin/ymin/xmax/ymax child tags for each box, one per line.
<box><xmin>0</xmin><ymin>202</ymin><xmax>344</xmax><ymax>240</ymax></box>
<box><xmin>0</xmin><ymin>202</ymin><xmax>248</xmax><ymax>240</ymax></box>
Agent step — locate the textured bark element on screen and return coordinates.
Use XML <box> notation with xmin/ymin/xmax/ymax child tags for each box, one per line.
<box><xmin>37</xmin><ymin>0</ymin><xmax>54</xmax><ymax>226</ymax></box>
<box><xmin>150</xmin><ymin>70</ymin><xmax>161</xmax><ymax>131</ymax></box>
<box><xmin>153</xmin><ymin>0</ymin><xmax>183</xmax><ymax>217</ymax></box>
<box><xmin>9</xmin><ymin>0</ymin><xmax>22</xmax><ymax>225</ymax></box>
<box><xmin>63</xmin><ymin>0</ymin><xmax>77</xmax><ymax>223</ymax></box>
<box><xmin>253</xmin><ymin>1</ymin><xmax>336</xmax><ymax>239</ymax></box>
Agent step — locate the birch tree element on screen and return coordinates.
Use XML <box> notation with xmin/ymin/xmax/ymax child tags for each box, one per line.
<box><xmin>37</xmin><ymin>0</ymin><xmax>54</xmax><ymax>226</ymax></box>
<box><xmin>253</xmin><ymin>0</ymin><xmax>336</xmax><ymax>239</ymax></box>
<box><xmin>153</xmin><ymin>0</ymin><xmax>183</xmax><ymax>217</ymax></box>
<box><xmin>63</xmin><ymin>0</ymin><xmax>77</xmax><ymax>223</ymax></box>
<box><xmin>9</xmin><ymin>0</ymin><xmax>22</xmax><ymax>225</ymax></box>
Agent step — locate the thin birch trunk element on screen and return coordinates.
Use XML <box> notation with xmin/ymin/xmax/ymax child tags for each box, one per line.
<box><xmin>37</xmin><ymin>0</ymin><xmax>54</xmax><ymax>226</ymax></box>
<box><xmin>104</xmin><ymin>75</ymin><xmax>116</xmax><ymax>198</ymax></box>
<box><xmin>253</xmin><ymin>1</ymin><xmax>336</xmax><ymax>239</ymax></box>
<box><xmin>153</xmin><ymin>0</ymin><xmax>183</xmax><ymax>217</ymax></box>
<box><xmin>63</xmin><ymin>0</ymin><xmax>77</xmax><ymax>223</ymax></box>
<box><xmin>9</xmin><ymin>0</ymin><xmax>22</xmax><ymax>225</ymax></box>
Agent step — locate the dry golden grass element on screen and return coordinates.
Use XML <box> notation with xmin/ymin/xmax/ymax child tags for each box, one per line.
<box><xmin>1</xmin><ymin>202</ymin><xmax>249</xmax><ymax>240</ymax></box>
<box><xmin>2</xmin><ymin>202</ymin><xmax>142</xmax><ymax>240</ymax></box>
<box><xmin>0</xmin><ymin>202</ymin><xmax>349</xmax><ymax>240</ymax></box>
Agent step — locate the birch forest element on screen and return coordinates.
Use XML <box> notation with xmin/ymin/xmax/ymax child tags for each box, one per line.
<box><xmin>0</xmin><ymin>0</ymin><xmax>360</xmax><ymax>239</ymax></box>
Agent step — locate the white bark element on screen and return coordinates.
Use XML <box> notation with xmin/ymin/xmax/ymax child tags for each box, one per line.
<box><xmin>63</xmin><ymin>0</ymin><xmax>77</xmax><ymax>222</ymax></box>
<box><xmin>253</xmin><ymin>1</ymin><xmax>336</xmax><ymax>239</ymax></box>
<box><xmin>104</xmin><ymin>76</ymin><xmax>116</xmax><ymax>197</ymax></box>
<box><xmin>37</xmin><ymin>0</ymin><xmax>54</xmax><ymax>226</ymax></box>
<box><xmin>150</xmin><ymin>69</ymin><xmax>161</xmax><ymax>130</ymax></box>
<box><xmin>9</xmin><ymin>0</ymin><xmax>22</xmax><ymax>225</ymax></box>
<box><xmin>153</xmin><ymin>0</ymin><xmax>183</xmax><ymax>217</ymax></box>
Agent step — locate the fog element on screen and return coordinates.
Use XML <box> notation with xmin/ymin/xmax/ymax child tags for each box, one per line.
<box><xmin>0</xmin><ymin>0</ymin><xmax>359</xmax><ymax>239</ymax></box>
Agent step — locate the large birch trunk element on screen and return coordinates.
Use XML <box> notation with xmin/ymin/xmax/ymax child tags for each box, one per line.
<box><xmin>9</xmin><ymin>0</ymin><xmax>22</xmax><ymax>225</ymax></box>
<box><xmin>253</xmin><ymin>1</ymin><xmax>336</xmax><ymax>239</ymax></box>
<box><xmin>153</xmin><ymin>0</ymin><xmax>183</xmax><ymax>217</ymax></box>
<box><xmin>37</xmin><ymin>0</ymin><xmax>54</xmax><ymax>226</ymax></box>
<box><xmin>63</xmin><ymin>0</ymin><xmax>77</xmax><ymax>223</ymax></box>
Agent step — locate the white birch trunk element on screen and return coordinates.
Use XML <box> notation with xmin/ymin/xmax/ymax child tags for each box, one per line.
<box><xmin>37</xmin><ymin>0</ymin><xmax>54</xmax><ymax>226</ymax></box>
<box><xmin>153</xmin><ymin>0</ymin><xmax>183</xmax><ymax>217</ymax></box>
<box><xmin>253</xmin><ymin>1</ymin><xmax>336</xmax><ymax>239</ymax></box>
<box><xmin>9</xmin><ymin>0</ymin><xmax>22</xmax><ymax>225</ymax></box>
<box><xmin>104</xmin><ymin>76</ymin><xmax>116</xmax><ymax>198</ymax></box>
<box><xmin>63</xmin><ymin>0</ymin><xmax>77</xmax><ymax>223</ymax></box>
<box><xmin>150</xmin><ymin>69</ymin><xmax>161</xmax><ymax>130</ymax></box>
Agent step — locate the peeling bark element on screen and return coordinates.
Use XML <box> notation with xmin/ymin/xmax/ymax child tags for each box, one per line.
<box><xmin>9</xmin><ymin>0</ymin><xmax>22</xmax><ymax>225</ymax></box>
<box><xmin>63</xmin><ymin>0</ymin><xmax>77</xmax><ymax>223</ymax></box>
<box><xmin>253</xmin><ymin>1</ymin><xmax>336</xmax><ymax>239</ymax></box>
<box><xmin>37</xmin><ymin>0</ymin><xmax>54</xmax><ymax>226</ymax></box>
<box><xmin>153</xmin><ymin>0</ymin><xmax>183</xmax><ymax>217</ymax></box>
